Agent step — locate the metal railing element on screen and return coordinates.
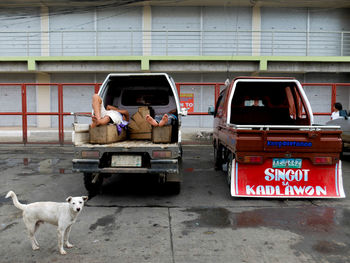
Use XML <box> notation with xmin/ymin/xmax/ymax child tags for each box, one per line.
<box><xmin>0</xmin><ymin>82</ymin><xmax>349</xmax><ymax>145</ymax></box>
<box><xmin>0</xmin><ymin>83</ymin><xmax>100</xmax><ymax>145</ymax></box>
<box><xmin>0</xmin><ymin>30</ymin><xmax>349</xmax><ymax>57</ymax></box>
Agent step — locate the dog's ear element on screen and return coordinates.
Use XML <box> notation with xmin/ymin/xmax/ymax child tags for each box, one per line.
<box><xmin>66</xmin><ymin>196</ymin><xmax>72</xmax><ymax>203</ymax></box>
<box><xmin>82</xmin><ymin>196</ymin><xmax>88</xmax><ymax>202</ymax></box>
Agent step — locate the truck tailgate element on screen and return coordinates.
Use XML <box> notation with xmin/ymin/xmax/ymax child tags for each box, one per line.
<box><xmin>234</xmin><ymin>128</ymin><xmax>342</xmax><ymax>154</ymax></box>
<box><xmin>227</xmin><ymin>126</ymin><xmax>345</xmax><ymax>198</ymax></box>
<box><xmin>73</xmin><ymin>140</ymin><xmax>180</xmax><ymax>174</ymax></box>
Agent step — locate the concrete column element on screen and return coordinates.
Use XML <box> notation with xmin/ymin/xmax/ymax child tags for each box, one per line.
<box><xmin>143</xmin><ymin>5</ymin><xmax>152</xmax><ymax>56</ymax></box>
<box><xmin>36</xmin><ymin>73</ymin><xmax>51</xmax><ymax>128</ymax></box>
<box><xmin>37</xmin><ymin>6</ymin><xmax>51</xmax><ymax>128</ymax></box>
<box><xmin>252</xmin><ymin>4</ymin><xmax>261</xmax><ymax>56</ymax></box>
<box><xmin>40</xmin><ymin>5</ymin><xmax>50</xmax><ymax>56</ymax></box>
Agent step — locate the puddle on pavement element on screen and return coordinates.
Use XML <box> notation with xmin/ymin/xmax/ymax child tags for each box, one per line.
<box><xmin>89</xmin><ymin>209</ymin><xmax>122</xmax><ymax>235</ymax></box>
<box><xmin>1</xmin><ymin>158</ymin><xmax>66</xmax><ymax>175</ymax></box>
<box><xmin>312</xmin><ymin>240</ymin><xmax>347</xmax><ymax>254</ymax></box>
<box><xmin>38</xmin><ymin>159</ymin><xmax>59</xmax><ymax>173</ymax></box>
<box><xmin>0</xmin><ymin>222</ymin><xmax>18</xmax><ymax>233</ymax></box>
<box><xmin>183</xmin><ymin>207</ymin><xmax>348</xmax><ymax>233</ymax></box>
<box><xmin>89</xmin><ymin>214</ymin><xmax>116</xmax><ymax>231</ymax></box>
<box><xmin>183</xmin><ymin>207</ymin><xmax>350</xmax><ymax>257</ymax></box>
<box><xmin>0</xmin><ymin>195</ymin><xmax>8</xmax><ymax>207</ymax></box>
<box><xmin>1</xmin><ymin>158</ymin><xmax>24</xmax><ymax>167</ymax></box>
<box><xmin>23</xmin><ymin>158</ymin><xmax>29</xmax><ymax>166</ymax></box>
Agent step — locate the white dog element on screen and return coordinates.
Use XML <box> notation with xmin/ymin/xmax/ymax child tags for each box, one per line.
<box><xmin>5</xmin><ymin>190</ymin><xmax>88</xmax><ymax>255</ymax></box>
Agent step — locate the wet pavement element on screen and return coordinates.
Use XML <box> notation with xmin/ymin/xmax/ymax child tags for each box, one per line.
<box><xmin>0</xmin><ymin>145</ymin><xmax>350</xmax><ymax>263</ymax></box>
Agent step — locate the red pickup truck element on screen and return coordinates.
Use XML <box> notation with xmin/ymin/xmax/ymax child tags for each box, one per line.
<box><xmin>210</xmin><ymin>77</ymin><xmax>345</xmax><ymax>198</ymax></box>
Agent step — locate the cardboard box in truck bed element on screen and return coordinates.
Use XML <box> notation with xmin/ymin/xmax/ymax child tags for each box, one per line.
<box><xmin>129</xmin><ymin>106</ymin><xmax>152</xmax><ymax>140</ymax></box>
<box><xmin>90</xmin><ymin>124</ymin><xmax>126</xmax><ymax>144</ymax></box>
<box><xmin>152</xmin><ymin>125</ymin><xmax>172</xmax><ymax>143</ymax></box>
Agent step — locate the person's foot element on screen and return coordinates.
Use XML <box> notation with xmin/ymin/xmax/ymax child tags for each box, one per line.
<box><xmin>91</xmin><ymin>116</ymin><xmax>100</xmax><ymax>128</ymax></box>
<box><xmin>159</xmin><ymin>114</ymin><xmax>168</xmax><ymax>127</ymax></box>
<box><xmin>145</xmin><ymin>115</ymin><xmax>159</xmax><ymax>126</ymax></box>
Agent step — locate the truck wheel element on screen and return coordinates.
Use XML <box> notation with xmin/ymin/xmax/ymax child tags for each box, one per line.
<box><xmin>166</xmin><ymin>182</ymin><xmax>181</xmax><ymax>195</ymax></box>
<box><xmin>214</xmin><ymin>142</ymin><xmax>223</xmax><ymax>170</ymax></box>
<box><xmin>83</xmin><ymin>173</ymin><xmax>103</xmax><ymax>195</ymax></box>
<box><xmin>159</xmin><ymin>182</ymin><xmax>181</xmax><ymax>195</ymax></box>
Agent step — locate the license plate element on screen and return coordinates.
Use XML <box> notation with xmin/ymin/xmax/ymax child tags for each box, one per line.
<box><xmin>111</xmin><ymin>155</ymin><xmax>142</xmax><ymax>167</ymax></box>
<box><xmin>272</xmin><ymin>158</ymin><xmax>302</xmax><ymax>168</ymax></box>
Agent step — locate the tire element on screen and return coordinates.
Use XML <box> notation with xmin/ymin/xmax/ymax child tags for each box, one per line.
<box><xmin>214</xmin><ymin>142</ymin><xmax>223</xmax><ymax>170</ymax></box>
<box><xmin>178</xmin><ymin>146</ymin><xmax>183</xmax><ymax>166</ymax></box>
<box><xmin>340</xmin><ymin>142</ymin><xmax>344</xmax><ymax>160</ymax></box>
<box><xmin>179</xmin><ymin>145</ymin><xmax>183</xmax><ymax>158</ymax></box>
<box><xmin>166</xmin><ymin>182</ymin><xmax>181</xmax><ymax>195</ymax></box>
<box><xmin>158</xmin><ymin>182</ymin><xmax>181</xmax><ymax>195</ymax></box>
<box><xmin>83</xmin><ymin>173</ymin><xmax>103</xmax><ymax>195</ymax></box>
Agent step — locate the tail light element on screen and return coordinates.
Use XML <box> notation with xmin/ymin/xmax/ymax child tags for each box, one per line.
<box><xmin>81</xmin><ymin>150</ymin><xmax>100</xmax><ymax>159</ymax></box>
<box><xmin>152</xmin><ymin>150</ymin><xmax>172</xmax><ymax>158</ymax></box>
<box><xmin>243</xmin><ymin>156</ymin><xmax>263</xmax><ymax>164</ymax></box>
<box><xmin>313</xmin><ymin>157</ymin><xmax>333</xmax><ymax>165</ymax></box>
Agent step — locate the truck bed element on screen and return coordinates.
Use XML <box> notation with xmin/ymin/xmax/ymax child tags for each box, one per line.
<box><xmin>76</xmin><ymin>140</ymin><xmax>178</xmax><ymax>149</ymax></box>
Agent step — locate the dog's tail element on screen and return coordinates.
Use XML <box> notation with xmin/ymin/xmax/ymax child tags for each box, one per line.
<box><xmin>5</xmin><ymin>191</ymin><xmax>26</xmax><ymax>210</ymax></box>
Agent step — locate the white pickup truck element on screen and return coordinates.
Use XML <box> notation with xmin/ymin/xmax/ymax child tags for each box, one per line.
<box><xmin>72</xmin><ymin>73</ymin><xmax>186</xmax><ymax>195</ymax></box>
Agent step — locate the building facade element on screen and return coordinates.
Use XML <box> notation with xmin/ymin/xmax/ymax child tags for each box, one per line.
<box><xmin>0</xmin><ymin>0</ymin><xmax>350</xmax><ymax>128</ymax></box>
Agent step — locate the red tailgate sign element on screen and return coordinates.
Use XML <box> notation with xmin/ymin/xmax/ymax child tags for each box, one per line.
<box><xmin>230</xmin><ymin>158</ymin><xmax>345</xmax><ymax>198</ymax></box>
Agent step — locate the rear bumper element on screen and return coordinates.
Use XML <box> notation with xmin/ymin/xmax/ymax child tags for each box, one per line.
<box><xmin>72</xmin><ymin>158</ymin><xmax>178</xmax><ymax>174</ymax></box>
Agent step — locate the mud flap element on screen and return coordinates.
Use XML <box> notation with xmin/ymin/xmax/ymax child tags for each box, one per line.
<box><xmin>230</xmin><ymin>159</ymin><xmax>345</xmax><ymax>198</ymax></box>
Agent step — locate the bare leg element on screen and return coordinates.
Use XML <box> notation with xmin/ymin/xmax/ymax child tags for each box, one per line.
<box><xmin>91</xmin><ymin>116</ymin><xmax>98</xmax><ymax>128</ymax></box>
<box><xmin>158</xmin><ymin>114</ymin><xmax>169</xmax><ymax>127</ymax></box>
<box><xmin>92</xmin><ymin>94</ymin><xmax>102</xmax><ymax>120</ymax></box>
<box><xmin>91</xmin><ymin>116</ymin><xmax>110</xmax><ymax>128</ymax></box>
<box><xmin>145</xmin><ymin>115</ymin><xmax>159</xmax><ymax>127</ymax></box>
<box><xmin>91</xmin><ymin>94</ymin><xmax>112</xmax><ymax>128</ymax></box>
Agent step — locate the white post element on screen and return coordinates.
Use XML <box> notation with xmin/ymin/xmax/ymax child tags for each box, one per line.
<box><xmin>143</xmin><ymin>5</ymin><xmax>152</xmax><ymax>56</ymax></box>
<box><xmin>37</xmin><ymin>5</ymin><xmax>51</xmax><ymax>128</ymax></box>
<box><xmin>36</xmin><ymin>73</ymin><xmax>51</xmax><ymax>128</ymax></box>
<box><xmin>252</xmin><ymin>4</ymin><xmax>261</xmax><ymax>56</ymax></box>
<box><xmin>40</xmin><ymin>5</ymin><xmax>49</xmax><ymax>56</ymax></box>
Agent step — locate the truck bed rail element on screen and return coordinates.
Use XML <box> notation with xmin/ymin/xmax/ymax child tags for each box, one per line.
<box><xmin>77</xmin><ymin>140</ymin><xmax>178</xmax><ymax>148</ymax></box>
<box><xmin>228</xmin><ymin>124</ymin><xmax>341</xmax><ymax>131</ymax></box>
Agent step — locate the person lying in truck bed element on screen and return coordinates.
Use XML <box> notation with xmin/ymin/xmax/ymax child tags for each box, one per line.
<box><xmin>145</xmin><ymin>109</ymin><xmax>177</xmax><ymax>127</ymax></box>
<box><xmin>91</xmin><ymin>94</ymin><xmax>129</xmax><ymax>128</ymax></box>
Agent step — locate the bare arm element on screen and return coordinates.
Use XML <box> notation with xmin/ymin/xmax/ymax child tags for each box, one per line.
<box><xmin>118</xmin><ymin>109</ymin><xmax>129</xmax><ymax>121</ymax></box>
<box><xmin>168</xmin><ymin>109</ymin><xmax>177</xmax><ymax>114</ymax></box>
<box><xmin>106</xmin><ymin>105</ymin><xmax>129</xmax><ymax>121</ymax></box>
<box><xmin>106</xmin><ymin>105</ymin><xmax>117</xmax><ymax>111</ymax></box>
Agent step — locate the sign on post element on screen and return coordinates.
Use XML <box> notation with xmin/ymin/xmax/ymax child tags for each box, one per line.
<box><xmin>180</xmin><ymin>93</ymin><xmax>194</xmax><ymax>113</ymax></box>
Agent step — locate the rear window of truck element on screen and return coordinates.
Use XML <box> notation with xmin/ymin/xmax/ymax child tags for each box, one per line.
<box><xmin>103</xmin><ymin>75</ymin><xmax>173</xmax><ymax>106</ymax></box>
<box><xmin>121</xmin><ymin>89</ymin><xmax>169</xmax><ymax>106</ymax></box>
<box><xmin>230</xmin><ymin>81</ymin><xmax>310</xmax><ymax>125</ymax></box>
